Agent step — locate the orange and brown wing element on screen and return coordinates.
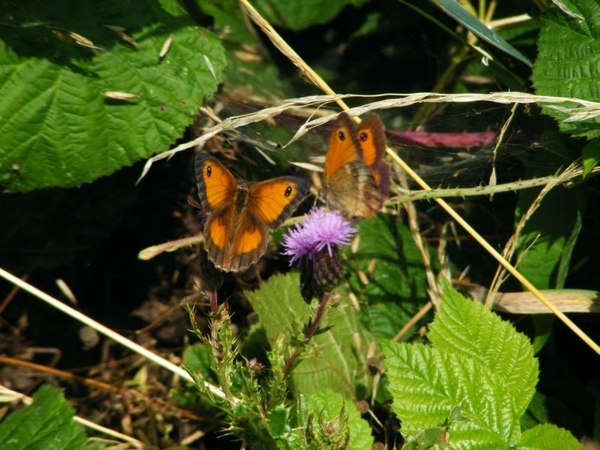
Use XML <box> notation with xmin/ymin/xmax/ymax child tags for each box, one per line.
<box><xmin>326</xmin><ymin>161</ymin><xmax>381</xmax><ymax>218</ymax></box>
<box><xmin>322</xmin><ymin>112</ymin><xmax>391</xmax><ymax>218</ymax></box>
<box><xmin>355</xmin><ymin>113</ymin><xmax>391</xmax><ymax>203</ymax></box>
<box><xmin>195</xmin><ymin>153</ymin><xmax>238</xmax><ymax>214</ymax></box>
<box><xmin>323</xmin><ymin>112</ymin><xmax>362</xmax><ymax>185</ymax></box>
<box><xmin>214</xmin><ymin>177</ymin><xmax>308</xmax><ymax>271</ymax></box>
<box><xmin>355</xmin><ymin>113</ymin><xmax>386</xmax><ymax>167</ymax></box>
<box><xmin>247</xmin><ymin>177</ymin><xmax>309</xmax><ymax>228</ymax></box>
<box><xmin>194</xmin><ymin>153</ymin><xmax>239</xmax><ymax>270</ymax></box>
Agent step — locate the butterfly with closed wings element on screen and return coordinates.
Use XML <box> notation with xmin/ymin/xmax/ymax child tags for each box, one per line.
<box><xmin>322</xmin><ymin>112</ymin><xmax>391</xmax><ymax>218</ymax></box>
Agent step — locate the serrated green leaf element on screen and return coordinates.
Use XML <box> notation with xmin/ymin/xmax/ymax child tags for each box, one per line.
<box><xmin>382</xmin><ymin>341</ymin><xmax>520</xmax><ymax>448</ymax></box>
<box><xmin>247</xmin><ymin>273</ymin><xmax>374</xmax><ymax>400</ymax></box>
<box><xmin>428</xmin><ymin>282</ymin><xmax>538</xmax><ymax>418</ymax></box>
<box><xmin>532</xmin><ymin>0</ymin><xmax>600</xmax><ymax>138</ymax></box>
<box><xmin>305</xmin><ymin>388</ymin><xmax>374</xmax><ymax>450</ymax></box>
<box><xmin>519</xmin><ymin>423</ymin><xmax>581</xmax><ymax>449</ymax></box>
<box><xmin>0</xmin><ymin>1</ymin><xmax>226</xmax><ymax>192</ymax></box>
<box><xmin>0</xmin><ymin>385</ymin><xmax>86</xmax><ymax>449</ymax></box>
<box><xmin>247</xmin><ymin>273</ymin><xmax>312</xmax><ymax>341</ymax></box>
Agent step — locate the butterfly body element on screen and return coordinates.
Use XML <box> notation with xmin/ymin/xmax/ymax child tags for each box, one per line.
<box><xmin>322</xmin><ymin>112</ymin><xmax>390</xmax><ymax>218</ymax></box>
<box><xmin>195</xmin><ymin>153</ymin><xmax>309</xmax><ymax>272</ymax></box>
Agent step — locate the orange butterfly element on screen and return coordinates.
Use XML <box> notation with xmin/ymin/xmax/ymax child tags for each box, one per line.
<box><xmin>195</xmin><ymin>153</ymin><xmax>309</xmax><ymax>272</ymax></box>
<box><xmin>322</xmin><ymin>112</ymin><xmax>391</xmax><ymax>218</ymax></box>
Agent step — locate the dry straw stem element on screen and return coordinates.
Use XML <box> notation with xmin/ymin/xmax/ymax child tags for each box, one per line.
<box><xmin>0</xmin><ymin>267</ymin><xmax>238</xmax><ymax>405</ymax></box>
<box><xmin>485</xmin><ymin>163</ymin><xmax>586</xmax><ymax>306</ymax></box>
<box><xmin>238</xmin><ymin>0</ymin><xmax>600</xmax><ymax>354</ymax></box>
<box><xmin>139</xmin><ymin>91</ymin><xmax>600</xmax><ymax>183</ymax></box>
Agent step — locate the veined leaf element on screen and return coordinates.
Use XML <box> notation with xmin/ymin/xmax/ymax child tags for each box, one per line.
<box><xmin>520</xmin><ymin>423</ymin><xmax>582</xmax><ymax>449</ymax></box>
<box><xmin>0</xmin><ymin>385</ymin><xmax>86</xmax><ymax>449</ymax></box>
<box><xmin>0</xmin><ymin>1</ymin><xmax>226</xmax><ymax>192</ymax></box>
<box><xmin>383</xmin><ymin>341</ymin><xmax>520</xmax><ymax>448</ymax></box>
<box><xmin>381</xmin><ymin>285</ymin><xmax>547</xmax><ymax>448</ymax></box>
<box><xmin>428</xmin><ymin>282</ymin><xmax>539</xmax><ymax>418</ymax></box>
<box><xmin>247</xmin><ymin>273</ymin><xmax>374</xmax><ymax>400</ymax></box>
<box><xmin>532</xmin><ymin>0</ymin><xmax>600</xmax><ymax>138</ymax></box>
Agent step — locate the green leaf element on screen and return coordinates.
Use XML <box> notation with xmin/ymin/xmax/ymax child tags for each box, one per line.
<box><xmin>304</xmin><ymin>388</ymin><xmax>374</xmax><ymax>450</ymax></box>
<box><xmin>434</xmin><ymin>0</ymin><xmax>532</xmax><ymax>67</ymax></box>
<box><xmin>290</xmin><ymin>297</ymin><xmax>374</xmax><ymax>400</ymax></box>
<box><xmin>0</xmin><ymin>1</ymin><xmax>226</xmax><ymax>192</ymax></box>
<box><xmin>519</xmin><ymin>423</ymin><xmax>581</xmax><ymax>449</ymax></box>
<box><xmin>195</xmin><ymin>0</ymin><xmax>289</xmax><ymax>100</ymax></box>
<box><xmin>532</xmin><ymin>0</ymin><xmax>600</xmax><ymax>138</ymax></box>
<box><xmin>428</xmin><ymin>282</ymin><xmax>539</xmax><ymax>418</ymax></box>
<box><xmin>513</xmin><ymin>178</ymin><xmax>585</xmax><ymax>290</ymax></box>
<box><xmin>252</xmin><ymin>0</ymin><xmax>361</xmax><ymax>31</ymax></box>
<box><xmin>247</xmin><ymin>273</ymin><xmax>312</xmax><ymax>342</ymax></box>
<box><xmin>247</xmin><ymin>273</ymin><xmax>374</xmax><ymax>400</ymax></box>
<box><xmin>582</xmin><ymin>138</ymin><xmax>600</xmax><ymax>177</ymax></box>
<box><xmin>348</xmin><ymin>216</ymin><xmax>434</xmax><ymax>338</ymax></box>
<box><xmin>359</xmin><ymin>301</ymin><xmax>417</xmax><ymax>340</ymax></box>
<box><xmin>382</xmin><ymin>340</ymin><xmax>520</xmax><ymax>448</ymax></box>
<box><xmin>267</xmin><ymin>406</ymin><xmax>290</xmax><ymax>439</ymax></box>
<box><xmin>0</xmin><ymin>385</ymin><xmax>86</xmax><ymax>449</ymax></box>
<box><xmin>183</xmin><ymin>344</ymin><xmax>218</xmax><ymax>384</ymax></box>
<box><xmin>381</xmin><ymin>285</ymin><xmax>544</xmax><ymax>448</ymax></box>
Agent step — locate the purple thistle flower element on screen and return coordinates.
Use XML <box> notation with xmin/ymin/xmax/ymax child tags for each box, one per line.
<box><xmin>282</xmin><ymin>208</ymin><xmax>357</xmax><ymax>302</ymax></box>
<box><xmin>282</xmin><ymin>208</ymin><xmax>357</xmax><ymax>265</ymax></box>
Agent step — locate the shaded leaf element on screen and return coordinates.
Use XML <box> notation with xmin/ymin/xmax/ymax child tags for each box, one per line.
<box><xmin>0</xmin><ymin>385</ymin><xmax>86</xmax><ymax>449</ymax></box>
<box><xmin>434</xmin><ymin>0</ymin><xmax>531</xmax><ymax>67</ymax></box>
<box><xmin>247</xmin><ymin>273</ymin><xmax>374</xmax><ymax>400</ymax></box>
<box><xmin>348</xmin><ymin>216</ymin><xmax>438</xmax><ymax>341</ymax></box>
<box><xmin>252</xmin><ymin>0</ymin><xmax>360</xmax><ymax>31</ymax></box>
<box><xmin>532</xmin><ymin>0</ymin><xmax>600</xmax><ymax>138</ymax></box>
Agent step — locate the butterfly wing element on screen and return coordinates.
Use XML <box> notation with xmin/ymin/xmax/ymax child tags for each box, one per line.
<box><xmin>355</xmin><ymin>114</ymin><xmax>386</xmax><ymax>167</ymax></box>
<box><xmin>195</xmin><ymin>153</ymin><xmax>238</xmax><ymax>213</ymax></box>
<box><xmin>326</xmin><ymin>161</ymin><xmax>381</xmax><ymax>218</ymax></box>
<box><xmin>323</xmin><ymin>112</ymin><xmax>362</xmax><ymax>185</ymax></box>
<box><xmin>195</xmin><ymin>153</ymin><xmax>240</xmax><ymax>270</ymax></box>
<box><xmin>322</xmin><ymin>112</ymin><xmax>389</xmax><ymax>218</ymax></box>
<box><xmin>221</xmin><ymin>177</ymin><xmax>308</xmax><ymax>271</ymax></box>
<box><xmin>356</xmin><ymin>113</ymin><xmax>391</xmax><ymax>202</ymax></box>
<box><xmin>247</xmin><ymin>177</ymin><xmax>309</xmax><ymax>228</ymax></box>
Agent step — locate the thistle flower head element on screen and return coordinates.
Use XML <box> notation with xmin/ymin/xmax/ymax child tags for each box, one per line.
<box><xmin>282</xmin><ymin>208</ymin><xmax>356</xmax><ymax>265</ymax></box>
<box><xmin>282</xmin><ymin>208</ymin><xmax>357</xmax><ymax>302</ymax></box>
